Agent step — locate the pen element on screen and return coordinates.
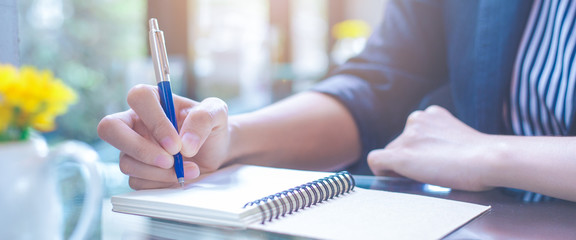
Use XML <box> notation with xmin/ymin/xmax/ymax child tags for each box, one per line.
<box><xmin>148</xmin><ymin>18</ymin><xmax>185</xmax><ymax>188</ymax></box>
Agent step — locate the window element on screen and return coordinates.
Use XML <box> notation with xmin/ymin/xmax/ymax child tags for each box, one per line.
<box><xmin>0</xmin><ymin>0</ymin><xmax>19</xmax><ymax>65</ymax></box>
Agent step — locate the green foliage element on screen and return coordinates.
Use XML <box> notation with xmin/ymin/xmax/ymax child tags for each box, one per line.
<box><xmin>19</xmin><ymin>0</ymin><xmax>146</xmax><ymax>144</ymax></box>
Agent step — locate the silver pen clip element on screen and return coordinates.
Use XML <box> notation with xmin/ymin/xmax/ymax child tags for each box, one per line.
<box><xmin>149</xmin><ymin>18</ymin><xmax>170</xmax><ymax>83</ymax></box>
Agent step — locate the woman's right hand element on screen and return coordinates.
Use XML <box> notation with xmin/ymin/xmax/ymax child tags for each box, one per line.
<box><xmin>97</xmin><ymin>84</ymin><xmax>231</xmax><ymax>190</ymax></box>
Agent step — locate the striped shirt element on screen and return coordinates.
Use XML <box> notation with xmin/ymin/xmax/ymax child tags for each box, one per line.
<box><xmin>509</xmin><ymin>0</ymin><xmax>576</xmax><ymax>136</ymax></box>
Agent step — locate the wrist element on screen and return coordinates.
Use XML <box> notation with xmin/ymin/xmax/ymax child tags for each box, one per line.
<box><xmin>477</xmin><ymin>134</ymin><xmax>510</xmax><ymax>189</ymax></box>
<box><xmin>225</xmin><ymin>115</ymin><xmax>243</xmax><ymax>165</ymax></box>
<box><xmin>225</xmin><ymin>113</ymin><xmax>259</xmax><ymax>165</ymax></box>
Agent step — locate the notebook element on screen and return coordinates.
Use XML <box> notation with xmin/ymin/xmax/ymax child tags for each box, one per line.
<box><xmin>111</xmin><ymin>164</ymin><xmax>491</xmax><ymax>240</ymax></box>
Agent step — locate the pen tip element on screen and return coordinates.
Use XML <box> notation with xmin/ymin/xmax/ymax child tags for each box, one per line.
<box><xmin>178</xmin><ymin>177</ymin><xmax>185</xmax><ymax>188</ymax></box>
<box><xmin>149</xmin><ymin>18</ymin><xmax>159</xmax><ymax>31</ymax></box>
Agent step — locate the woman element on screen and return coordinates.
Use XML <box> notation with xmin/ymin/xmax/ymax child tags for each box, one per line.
<box><xmin>98</xmin><ymin>0</ymin><xmax>576</xmax><ymax>201</ymax></box>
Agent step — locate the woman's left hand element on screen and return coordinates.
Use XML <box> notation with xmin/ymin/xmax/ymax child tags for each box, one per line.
<box><xmin>368</xmin><ymin>105</ymin><xmax>496</xmax><ymax>191</ymax></box>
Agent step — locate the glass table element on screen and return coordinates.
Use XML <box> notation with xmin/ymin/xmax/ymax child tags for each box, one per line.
<box><xmin>96</xmin><ymin>174</ymin><xmax>576</xmax><ymax>239</ymax></box>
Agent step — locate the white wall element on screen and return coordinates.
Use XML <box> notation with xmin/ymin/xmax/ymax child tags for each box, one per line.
<box><xmin>0</xmin><ymin>0</ymin><xmax>19</xmax><ymax>65</ymax></box>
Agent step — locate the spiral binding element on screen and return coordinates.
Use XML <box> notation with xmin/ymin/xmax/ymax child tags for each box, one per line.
<box><xmin>243</xmin><ymin>171</ymin><xmax>355</xmax><ymax>224</ymax></box>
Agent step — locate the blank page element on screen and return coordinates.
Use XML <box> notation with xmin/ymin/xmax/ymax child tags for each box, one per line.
<box><xmin>249</xmin><ymin>188</ymin><xmax>490</xmax><ymax>240</ymax></box>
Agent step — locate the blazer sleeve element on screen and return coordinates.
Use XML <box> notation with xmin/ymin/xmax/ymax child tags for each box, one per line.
<box><xmin>312</xmin><ymin>0</ymin><xmax>449</xmax><ymax>159</ymax></box>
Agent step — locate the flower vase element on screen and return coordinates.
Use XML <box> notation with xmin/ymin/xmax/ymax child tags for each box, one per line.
<box><xmin>0</xmin><ymin>136</ymin><xmax>102</xmax><ymax>240</ymax></box>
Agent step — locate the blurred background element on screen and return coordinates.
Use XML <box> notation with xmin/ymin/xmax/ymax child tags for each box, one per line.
<box><xmin>18</xmin><ymin>0</ymin><xmax>385</xmax><ymax>146</ymax></box>
<box><xmin>12</xmin><ymin>0</ymin><xmax>386</xmax><ymax>238</ymax></box>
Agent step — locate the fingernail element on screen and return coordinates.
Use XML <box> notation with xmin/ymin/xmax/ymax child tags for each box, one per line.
<box><xmin>182</xmin><ymin>132</ymin><xmax>200</xmax><ymax>156</ymax></box>
<box><xmin>154</xmin><ymin>154</ymin><xmax>173</xmax><ymax>169</ymax></box>
<box><xmin>184</xmin><ymin>164</ymin><xmax>200</xmax><ymax>179</ymax></box>
<box><xmin>160</xmin><ymin>137</ymin><xmax>178</xmax><ymax>154</ymax></box>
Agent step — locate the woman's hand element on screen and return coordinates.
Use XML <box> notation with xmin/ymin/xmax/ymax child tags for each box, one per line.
<box><xmin>368</xmin><ymin>105</ymin><xmax>495</xmax><ymax>191</ymax></box>
<box><xmin>97</xmin><ymin>84</ymin><xmax>231</xmax><ymax>190</ymax></box>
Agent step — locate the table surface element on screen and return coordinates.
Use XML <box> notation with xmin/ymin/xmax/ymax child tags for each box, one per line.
<box><xmin>99</xmin><ymin>174</ymin><xmax>576</xmax><ymax>240</ymax></box>
<box><xmin>358</xmin><ymin>176</ymin><xmax>576</xmax><ymax>240</ymax></box>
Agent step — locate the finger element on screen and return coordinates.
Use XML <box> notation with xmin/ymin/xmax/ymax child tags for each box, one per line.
<box><xmin>128</xmin><ymin>176</ymin><xmax>178</xmax><ymax>190</ymax></box>
<box><xmin>424</xmin><ymin>105</ymin><xmax>454</xmax><ymax>119</ymax></box>
<box><xmin>173</xmin><ymin>94</ymin><xmax>199</xmax><ymax>120</ymax></box>
<box><xmin>367</xmin><ymin>149</ymin><xmax>400</xmax><ymax>176</ymax></box>
<box><xmin>98</xmin><ymin>111</ymin><xmax>174</xmax><ymax>169</ymax></box>
<box><xmin>402</xmin><ymin>110</ymin><xmax>426</xmax><ymax>139</ymax></box>
<box><xmin>119</xmin><ymin>153</ymin><xmax>175</xmax><ymax>182</ymax></box>
<box><xmin>367</xmin><ymin>149</ymin><xmax>388</xmax><ymax>174</ymax></box>
<box><xmin>126</xmin><ymin>84</ymin><xmax>181</xmax><ymax>154</ymax></box>
<box><xmin>424</xmin><ymin>105</ymin><xmax>463</xmax><ymax>123</ymax></box>
<box><xmin>424</xmin><ymin>105</ymin><xmax>448</xmax><ymax>114</ymax></box>
<box><xmin>179</xmin><ymin>97</ymin><xmax>229</xmax><ymax>157</ymax></box>
<box><xmin>120</xmin><ymin>153</ymin><xmax>201</xmax><ymax>182</ymax></box>
<box><xmin>423</xmin><ymin>105</ymin><xmax>472</xmax><ymax>130</ymax></box>
<box><xmin>406</xmin><ymin>110</ymin><xmax>424</xmax><ymax>126</ymax></box>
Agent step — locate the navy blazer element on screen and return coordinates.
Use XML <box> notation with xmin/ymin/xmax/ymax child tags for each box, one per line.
<box><xmin>313</xmin><ymin>0</ymin><xmax>552</xmax><ymax>173</ymax></box>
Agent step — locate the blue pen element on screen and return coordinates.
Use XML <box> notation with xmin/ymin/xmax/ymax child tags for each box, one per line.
<box><xmin>149</xmin><ymin>18</ymin><xmax>185</xmax><ymax>187</ymax></box>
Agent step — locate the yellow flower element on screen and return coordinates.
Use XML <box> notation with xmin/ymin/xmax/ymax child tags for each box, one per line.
<box><xmin>0</xmin><ymin>105</ymin><xmax>13</xmax><ymax>133</ymax></box>
<box><xmin>0</xmin><ymin>64</ymin><xmax>77</xmax><ymax>141</ymax></box>
<box><xmin>332</xmin><ymin>20</ymin><xmax>371</xmax><ymax>40</ymax></box>
<box><xmin>31</xmin><ymin>112</ymin><xmax>56</xmax><ymax>132</ymax></box>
